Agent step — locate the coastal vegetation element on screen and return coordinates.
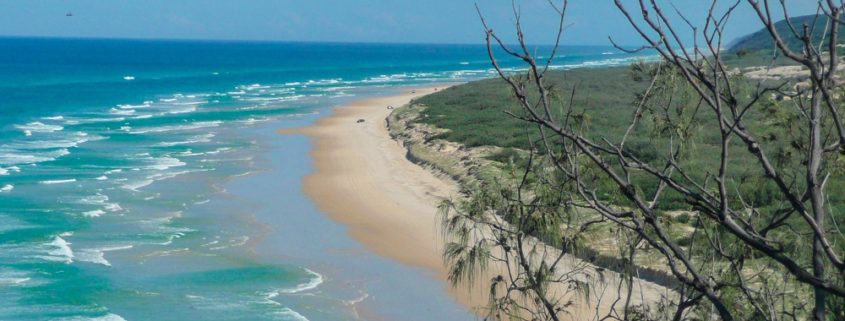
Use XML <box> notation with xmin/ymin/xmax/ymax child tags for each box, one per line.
<box><xmin>394</xmin><ymin>1</ymin><xmax>845</xmax><ymax>320</ymax></box>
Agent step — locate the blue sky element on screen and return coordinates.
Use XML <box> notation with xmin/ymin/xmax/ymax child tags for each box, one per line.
<box><xmin>0</xmin><ymin>0</ymin><xmax>821</xmax><ymax>45</ymax></box>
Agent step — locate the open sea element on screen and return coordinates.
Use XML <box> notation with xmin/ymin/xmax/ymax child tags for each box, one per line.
<box><xmin>0</xmin><ymin>37</ymin><xmax>654</xmax><ymax>321</ymax></box>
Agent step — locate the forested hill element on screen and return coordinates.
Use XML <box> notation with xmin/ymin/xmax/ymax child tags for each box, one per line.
<box><xmin>728</xmin><ymin>14</ymin><xmax>845</xmax><ymax>54</ymax></box>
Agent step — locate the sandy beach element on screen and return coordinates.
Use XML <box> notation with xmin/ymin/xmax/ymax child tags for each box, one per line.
<box><xmin>279</xmin><ymin>87</ymin><xmax>489</xmax><ymax>308</ymax></box>
<box><xmin>281</xmin><ymin>87</ymin><xmax>670</xmax><ymax>320</ymax></box>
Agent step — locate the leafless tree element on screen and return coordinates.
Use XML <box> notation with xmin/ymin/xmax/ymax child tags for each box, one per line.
<box><xmin>440</xmin><ymin>0</ymin><xmax>845</xmax><ymax>320</ymax></box>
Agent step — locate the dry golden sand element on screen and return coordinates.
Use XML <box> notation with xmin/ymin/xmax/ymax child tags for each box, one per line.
<box><xmin>280</xmin><ymin>87</ymin><xmax>669</xmax><ymax>320</ymax></box>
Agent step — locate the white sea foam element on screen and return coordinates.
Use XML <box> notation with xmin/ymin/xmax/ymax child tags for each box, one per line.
<box><xmin>309</xmin><ymin>78</ymin><xmax>342</xmax><ymax>85</ymax></box>
<box><xmin>172</xmin><ymin>101</ymin><xmax>205</xmax><ymax>106</ymax></box>
<box><xmin>109</xmin><ymin>108</ymin><xmax>136</xmax><ymax>115</ymax></box>
<box><xmin>239</xmin><ymin>117</ymin><xmax>272</xmax><ymax>125</ymax></box>
<box><xmin>165</xmin><ymin>105</ymin><xmax>197</xmax><ymax>115</ymax></box>
<box><xmin>275</xmin><ymin>94</ymin><xmax>304</xmax><ymax>101</ymax></box>
<box><xmin>117</xmin><ymin>102</ymin><xmax>151</xmax><ymax>109</ymax></box>
<box><xmin>0</xmin><ymin>269</ymin><xmax>31</xmax><ymax>286</ymax></box>
<box><xmin>69</xmin><ymin>117</ymin><xmax>126</xmax><ymax>125</ymax></box>
<box><xmin>4</xmin><ymin>132</ymin><xmax>103</xmax><ymax>150</ymax></box>
<box><xmin>42</xmin><ymin>236</ymin><xmax>74</xmax><ymax>264</ymax></box>
<box><xmin>159</xmin><ymin>234</ymin><xmax>182</xmax><ymax>246</ymax></box>
<box><xmin>76</xmin><ymin>245</ymin><xmax>133</xmax><ymax>266</ymax></box>
<box><xmin>121</xmin><ymin>179</ymin><xmax>153</xmax><ymax>191</ymax></box>
<box><xmin>175</xmin><ymin>149</ymin><xmax>204</xmax><ymax>157</ymax></box>
<box><xmin>240</xmin><ymin>96</ymin><xmax>301</xmax><ymax>103</ymax></box>
<box><xmin>549</xmin><ymin>55</ymin><xmax>661</xmax><ymax>70</ymax></box>
<box><xmin>82</xmin><ymin>210</ymin><xmax>106</xmax><ymax>218</ymax></box>
<box><xmin>0</xmin><ymin>148</ymin><xmax>70</xmax><ymax>165</ymax></box>
<box><xmin>208</xmin><ymin>236</ymin><xmax>250</xmax><ymax>251</ymax></box>
<box><xmin>0</xmin><ymin>184</ymin><xmax>13</xmax><ymax>193</ymax></box>
<box><xmin>77</xmin><ymin>194</ymin><xmax>123</xmax><ymax>214</ymax></box>
<box><xmin>363</xmin><ymin>74</ymin><xmax>398</xmax><ymax>83</ymax></box>
<box><xmin>155</xmin><ymin>133</ymin><xmax>215</xmax><ymax>147</ymax></box>
<box><xmin>56</xmin><ymin>313</ymin><xmax>128</xmax><ymax>321</ymax></box>
<box><xmin>140</xmin><ymin>248</ymin><xmax>189</xmax><ymax>260</ymax></box>
<box><xmin>0</xmin><ymin>277</ymin><xmax>30</xmax><ymax>286</ymax></box>
<box><xmin>39</xmin><ymin>179</ymin><xmax>77</xmax><ymax>185</ymax></box>
<box><xmin>205</xmin><ymin>147</ymin><xmax>231</xmax><ymax>155</ymax></box>
<box><xmin>136</xmin><ymin>214</ymin><xmax>196</xmax><ymax>246</ymax></box>
<box><xmin>97</xmin><ymin>314</ymin><xmax>129</xmax><ymax>321</ymax></box>
<box><xmin>1</xmin><ymin>166</ymin><xmax>21</xmax><ymax>175</ymax></box>
<box><xmin>128</xmin><ymin>121</ymin><xmax>222</xmax><ymax>134</ymax></box>
<box><xmin>269</xmin><ymin>86</ymin><xmax>295</xmax><ymax>93</ymax></box>
<box><xmin>14</xmin><ymin>122</ymin><xmax>64</xmax><ymax>136</ymax></box>
<box><xmin>320</xmin><ymin>86</ymin><xmax>354</xmax><ymax>93</ymax></box>
<box><xmin>275</xmin><ymin>268</ymin><xmax>323</xmax><ymax>295</ymax></box>
<box><xmin>78</xmin><ymin>194</ymin><xmax>109</xmax><ymax>205</ymax></box>
<box><xmin>344</xmin><ymin>292</ymin><xmax>370</xmax><ymax>306</ymax></box>
<box><xmin>276</xmin><ymin>308</ymin><xmax>310</xmax><ymax>321</ymax></box>
<box><xmin>240</xmin><ymin>83</ymin><xmax>269</xmax><ymax>91</ymax></box>
<box><xmin>104</xmin><ymin>203</ymin><xmax>123</xmax><ymax>212</ymax></box>
<box><xmin>185</xmin><ymin>294</ymin><xmax>204</xmax><ymax>300</ymax></box>
<box><xmin>30</xmin><ymin>137</ymin><xmax>92</xmax><ymax>149</ymax></box>
<box><xmin>147</xmin><ymin>169</ymin><xmax>205</xmax><ymax>183</ymax></box>
<box><xmin>146</xmin><ymin>156</ymin><xmax>186</xmax><ymax>170</ymax></box>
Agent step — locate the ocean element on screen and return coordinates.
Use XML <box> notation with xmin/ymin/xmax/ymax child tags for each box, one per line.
<box><xmin>0</xmin><ymin>37</ymin><xmax>655</xmax><ymax>321</ymax></box>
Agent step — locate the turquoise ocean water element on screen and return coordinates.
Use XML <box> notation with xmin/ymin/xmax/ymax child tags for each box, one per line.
<box><xmin>0</xmin><ymin>37</ymin><xmax>654</xmax><ymax>321</ymax></box>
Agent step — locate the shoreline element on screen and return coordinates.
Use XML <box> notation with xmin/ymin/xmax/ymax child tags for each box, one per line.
<box><xmin>279</xmin><ymin>87</ymin><xmax>488</xmax><ymax>313</ymax></box>
<box><xmin>281</xmin><ymin>86</ymin><xmax>671</xmax><ymax>320</ymax></box>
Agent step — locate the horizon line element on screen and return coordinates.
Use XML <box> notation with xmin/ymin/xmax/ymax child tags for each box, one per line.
<box><xmin>0</xmin><ymin>34</ymin><xmax>646</xmax><ymax>48</ymax></box>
